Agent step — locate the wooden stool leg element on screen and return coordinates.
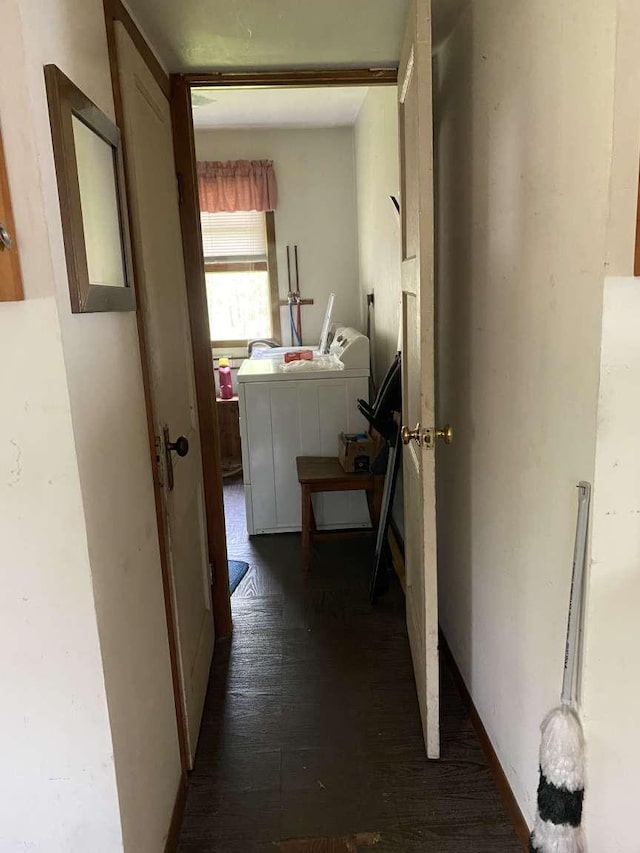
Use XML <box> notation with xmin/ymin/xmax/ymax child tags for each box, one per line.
<box><xmin>301</xmin><ymin>484</ymin><xmax>312</xmax><ymax>572</ymax></box>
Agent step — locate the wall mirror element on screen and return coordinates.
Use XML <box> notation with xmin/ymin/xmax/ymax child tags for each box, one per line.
<box><xmin>45</xmin><ymin>64</ymin><xmax>135</xmax><ymax>313</ymax></box>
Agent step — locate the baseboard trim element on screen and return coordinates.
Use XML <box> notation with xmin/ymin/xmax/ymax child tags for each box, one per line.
<box><xmin>440</xmin><ymin>634</ymin><xmax>530</xmax><ymax>848</ymax></box>
<box><xmin>164</xmin><ymin>772</ymin><xmax>188</xmax><ymax>853</ymax></box>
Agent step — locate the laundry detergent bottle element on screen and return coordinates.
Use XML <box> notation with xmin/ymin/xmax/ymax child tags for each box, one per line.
<box><xmin>218</xmin><ymin>357</ymin><xmax>234</xmax><ymax>399</ymax></box>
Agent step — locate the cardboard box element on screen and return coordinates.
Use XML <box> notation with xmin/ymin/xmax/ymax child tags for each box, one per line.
<box><xmin>338</xmin><ymin>432</ymin><xmax>376</xmax><ymax>473</ymax></box>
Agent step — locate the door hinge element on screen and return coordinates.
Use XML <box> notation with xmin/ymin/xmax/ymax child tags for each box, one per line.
<box><xmin>176</xmin><ymin>172</ymin><xmax>184</xmax><ymax>205</ymax></box>
<box><xmin>208</xmin><ymin>561</ymin><xmax>214</xmax><ymax>586</ymax></box>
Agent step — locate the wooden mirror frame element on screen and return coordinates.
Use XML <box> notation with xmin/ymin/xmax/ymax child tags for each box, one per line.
<box><xmin>45</xmin><ymin>64</ymin><xmax>135</xmax><ymax>313</ymax></box>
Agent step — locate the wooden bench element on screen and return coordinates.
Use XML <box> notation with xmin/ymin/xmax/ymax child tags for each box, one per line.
<box><xmin>296</xmin><ymin>456</ymin><xmax>383</xmax><ymax>571</ymax></box>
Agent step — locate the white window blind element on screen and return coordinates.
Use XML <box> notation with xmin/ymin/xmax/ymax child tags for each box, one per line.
<box><xmin>201</xmin><ymin>210</ymin><xmax>267</xmax><ymax>263</ymax></box>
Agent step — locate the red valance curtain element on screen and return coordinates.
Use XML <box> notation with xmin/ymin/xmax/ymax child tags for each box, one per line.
<box><xmin>197</xmin><ymin>160</ymin><xmax>278</xmax><ymax>213</ymax></box>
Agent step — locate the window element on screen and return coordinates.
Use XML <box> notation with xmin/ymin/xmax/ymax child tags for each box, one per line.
<box><xmin>202</xmin><ymin>210</ymin><xmax>280</xmax><ymax>346</ymax></box>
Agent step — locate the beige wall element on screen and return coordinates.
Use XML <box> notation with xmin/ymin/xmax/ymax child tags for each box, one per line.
<box><xmin>433</xmin><ymin>0</ymin><xmax>621</xmax><ymax>828</ymax></box>
<box><xmin>352</xmin><ymin>86</ymin><xmax>405</xmax><ymax>531</ymax></box>
<box><xmin>354</xmin><ymin>86</ymin><xmax>401</xmax><ymax>387</ymax></box>
<box><xmin>603</xmin><ymin>0</ymin><xmax>640</xmax><ymax>277</ymax></box>
<box><xmin>0</xmin><ymin>2</ymin><xmax>122</xmax><ymax>849</ymax></box>
<box><xmin>196</xmin><ymin>126</ymin><xmax>361</xmax><ymax>346</ymax></box>
<box><xmin>0</xmin><ymin>305</ymin><xmax>122</xmax><ymax>853</ymax></box>
<box><xmin>583</xmin><ymin>276</ymin><xmax>640</xmax><ymax>851</ymax></box>
<box><xmin>0</xmin><ymin>0</ymin><xmax>180</xmax><ymax>850</ymax></box>
<box><xmin>579</xmin><ymin>3</ymin><xmax>640</xmax><ymax>848</ymax></box>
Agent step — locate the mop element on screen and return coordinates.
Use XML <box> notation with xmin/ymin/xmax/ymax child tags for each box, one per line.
<box><xmin>530</xmin><ymin>482</ymin><xmax>590</xmax><ymax>853</ymax></box>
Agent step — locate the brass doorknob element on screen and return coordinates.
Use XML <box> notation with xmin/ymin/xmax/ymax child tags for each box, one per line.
<box><xmin>401</xmin><ymin>424</ymin><xmax>422</xmax><ymax>446</ymax></box>
<box><xmin>401</xmin><ymin>423</ymin><xmax>453</xmax><ymax>447</ymax></box>
<box><xmin>435</xmin><ymin>424</ymin><xmax>454</xmax><ymax>444</ymax></box>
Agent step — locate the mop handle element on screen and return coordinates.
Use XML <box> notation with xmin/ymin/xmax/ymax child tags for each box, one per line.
<box><xmin>561</xmin><ymin>481</ymin><xmax>591</xmax><ymax>708</ymax></box>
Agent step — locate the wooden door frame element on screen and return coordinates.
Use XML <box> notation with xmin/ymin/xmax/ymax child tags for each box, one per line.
<box><xmin>102</xmin><ymin>5</ymin><xmax>194</xmax><ymax>849</ymax></box>
<box><xmin>0</xmin><ymin>131</ymin><xmax>24</xmax><ymax>302</ymax></box>
<box><xmin>102</xmin><ymin>5</ymin><xmax>396</xmax><ymax>840</ymax></box>
<box><xmin>169</xmin><ymin>67</ymin><xmax>397</xmax><ymax>630</ymax></box>
<box><xmin>168</xmin><ymin>76</ymin><xmax>232</xmax><ymax>635</ymax></box>
<box><xmin>104</xmin><ymin>0</ymin><xmax>398</xmax><ymax>764</ymax></box>
<box><xmin>180</xmin><ymin>68</ymin><xmax>397</xmax><ymax>87</ymax></box>
<box><xmin>635</xmin><ymin>164</ymin><xmax>640</xmax><ymax>276</ymax></box>
<box><xmin>104</xmin><ymin>0</ymin><xmax>232</xmax><ymax>645</ymax></box>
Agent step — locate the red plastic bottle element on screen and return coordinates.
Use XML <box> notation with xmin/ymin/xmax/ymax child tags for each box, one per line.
<box><xmin>218</xmin><ymin>357</ymin><xmax>233</xmax><ymax>399</ymax></box>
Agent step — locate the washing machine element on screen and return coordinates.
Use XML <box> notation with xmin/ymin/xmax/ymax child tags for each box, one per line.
<box><xmin>237</xmin><ymin>327</ymin><xmax>371</xmax><ymax>535</ymax></box>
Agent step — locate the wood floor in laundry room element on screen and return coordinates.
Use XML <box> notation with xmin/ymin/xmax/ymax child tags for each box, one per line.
<box><xmin>177</xmin><ymin>475</ymin><xmax>523</xmax><ymax>852</ymax></box>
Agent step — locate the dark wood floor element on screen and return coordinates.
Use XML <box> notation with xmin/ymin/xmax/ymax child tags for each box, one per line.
<box><xmin>177</xmin><ymin>477</ymin><xmax>522</xmax><ymax>852</ymax></box>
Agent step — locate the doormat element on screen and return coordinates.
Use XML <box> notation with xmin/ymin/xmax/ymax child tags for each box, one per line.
<box><xmin>278</xmin><ymin>833</ymin><xmax>381</xmax><ymax>852</ymax></box>
<box><xmin>228</xmin><ymin>559</ymin><xmax>249</xmax><ymax>595</ymax></box>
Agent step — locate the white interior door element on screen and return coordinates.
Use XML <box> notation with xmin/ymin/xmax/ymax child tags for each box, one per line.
<box><xmin>399</xmin><ymin>0</ymin><xmax>442</xmax><ymax>759</ymax></box>
<box><xmin>115</xmin><ymin>25</ymin><xmax>214</xmax><ymax>767</ymax></box>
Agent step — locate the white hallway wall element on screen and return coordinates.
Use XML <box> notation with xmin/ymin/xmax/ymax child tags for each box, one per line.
<box><xmin>433</xmin><ymin>0</ymin><xmax>640</xmax><ymax>840</ymax></box>
<box><xmin>584</xmin><ymin>277</ymin><xmax>640</xmax><ymax>850</ymax></box>
<box><xmin>0</xmin><ymin>0</ymin><xmax>181</xmax><ymax>850</ymax></box>
<box><xmin>580</xmin><ymin>2</ymin><xmax>640</xmax><ymax>848</ymax></box>
<box><xmin>0</xmin><ymin>1</ymin><xmax>122</xmax><ymax>849</ymax></box>
<box><xmin>352</xmin><ymin>85</ymin><xmax>405</xmax><ymax>532</ymax></box>
<box><xmin>195</xmin><ymin>126</ymin><xmax>361</xmax><ymax>346</ymax></box>
<box><xmin>354</xmin><ymin>86</ymin><xmax>401</xmax><ymax>387</ymax></box>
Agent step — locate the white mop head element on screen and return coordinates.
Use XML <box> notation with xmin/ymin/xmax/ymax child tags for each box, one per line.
<box><xmin>529</xmin><ymin>707</ymin><xmax>585</xmax><ymax>853</ymax></box>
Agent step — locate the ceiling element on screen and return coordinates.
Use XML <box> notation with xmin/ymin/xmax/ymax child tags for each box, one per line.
<box><xmin>126</xmin><ymin>0</ymin><xmax>410</xmax><ymax>73</ymax></box>
<box><xmin>191</xmin><ymin>86</ymin><xmax>371</xmax><ymax>130</ymax></box>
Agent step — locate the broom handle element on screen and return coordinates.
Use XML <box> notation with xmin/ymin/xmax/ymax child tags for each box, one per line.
<box><xmin>561</xmin><ymin>481</ymin><xmax>591</xmax><ymax>708</ymax></box>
